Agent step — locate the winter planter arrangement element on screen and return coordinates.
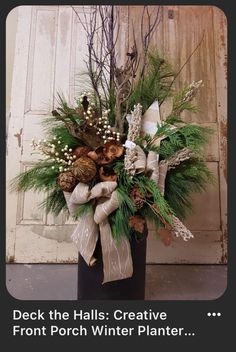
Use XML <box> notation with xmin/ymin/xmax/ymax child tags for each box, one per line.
<box><xmin>11</xmin><ymin>6</ymin><xmax>213</xmax><ymax>300</ymax></box>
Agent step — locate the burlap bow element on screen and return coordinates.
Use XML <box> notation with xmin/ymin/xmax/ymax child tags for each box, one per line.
<box><xmin>130</xmin><ymin>145</ymin><xmax>165</xmax><ymax>191</ymax></box>
<box><xmin>64</xmin><ymin>182</ymin><xmax>133</xmax><ymax>284</ymax></box>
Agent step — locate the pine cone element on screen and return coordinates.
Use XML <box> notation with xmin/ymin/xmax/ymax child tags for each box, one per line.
<box><xmin>73</xmin><ymin>146</ymin><xmax>92</xmax><ymax>159</ymax></box>
<box><xmin>57</xmin><ymin>171</ymin><xmax>78</xmax><ymax>192</ymax></box>
<box><xmin>130</xmin><ymin>187</ymin><xmax>145</xmax><ymax>210</ymax></box>
<box><xmin>99</xmin><ymin>166</ymin><xmax>117</xmax><ymax>182</ymax></box>
<box><xmin>103</xmin><ymin>141</ymin><xmax>124</xmax><ymax>159</ymax></box>
<box><xmin>87</xmin><ymin>147</ymin><xmax>112</xmax><ymax>165</ymax></box>
<box><xmin>72</xmin><ymin>156</ymin><xmax>97</xmax><ymax>183</ymax></box>
<box><xmin>129</xmin><ymin>215</ymin><xmax>146</xmax><ymax>233</ymax></box>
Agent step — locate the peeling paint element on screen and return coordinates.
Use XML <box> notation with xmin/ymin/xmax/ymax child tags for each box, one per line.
<box><xmin>168</xmin><ymin>9</ymin><xmax>174</xmax><ymax>19</ymax></box>
<box><xmin>30</xmin><ymin>212</ymin><xmax>41</xmax><ymax>220</ymax></box>
<box><xmin>220</xmin><ymin>120</ymin><xmax>227</xmax><ymax>181</ymax></box>
<box><xmin>60</xmin><ymin>9</ymin><xmax>69</xmax><ymax>47</ymax></box>
<box><xmin>6</xmin><ymin>255</ymin><xmax>15</xmax><ymax>263</ymax></box>
<box><xmin>30</xmin><ymin>225</ymin><xmax>72</xmax><ymax>242</ymax></box>
<box><xmin>38</xmin><ymin>9</ymin><xmax>57</xmax><ymax>46</ymax></box>
<box><xmin>220</xmin><ymin>229</ymin><xmax>228</xmax><ymax>263</ymax></box>
<box><xmin>219</xmin><ymin>14</ymin><xmax>227</xmax><ymax>80</ymax></box>
<box><xmin>14</xmin><ymin>128</ymin><xmax>23</xmax><ymax>148</ymax></box>
<box><xmin>57</xmin><ymin>258</ymin><xmax>78</xmax><ymax>263</ymax></box>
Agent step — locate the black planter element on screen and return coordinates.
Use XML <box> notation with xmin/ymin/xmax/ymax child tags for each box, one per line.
<box><xmin>77</xmin><ymin>236</ymin><xmax>147</xmax><ymax>300</ymax></box>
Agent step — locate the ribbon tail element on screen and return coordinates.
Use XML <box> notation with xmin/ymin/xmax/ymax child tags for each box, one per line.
<box><xmin>157</xmin><ymin>162</ymin><xmax>168</xmax><ymax>195</ymax></box>
<box><xmin>146</xmin><ymin>151</ymin><xmax>160</xmax><ymax>184</ymax></box>
<box><xmin>63</xmin><ymin>191</ymin><xmax>81</xmax><ymax>217</ymax></box>
<box><xmin>65</xmin><ymin>182</ymin><xmax>134</xmax><ymax>283</ymax></box>
<box><xmin>133</xmin><ymin>145</ymin><xmax>147</xmax><ymax>174</ymax></box>
<box><xmin>71</xmin><ymin>210</ymin><xmax>99</xmax><ymax>267</ymax></box>
<box><xmin>99</xmin><ymin>220</ymin><xmax>133</xmax><ymax>284</ymax></box>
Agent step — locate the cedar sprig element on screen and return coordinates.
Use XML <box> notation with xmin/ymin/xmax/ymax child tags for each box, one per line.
<box><xmin>149</xmin><ymin>123</ymin><xmax>213</xmax><ymax>160</ymax></box>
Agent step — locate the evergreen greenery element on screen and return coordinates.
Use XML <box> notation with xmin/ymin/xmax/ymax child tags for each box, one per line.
<box><xmin>165</xmin><ymin>159</ymin><xmax>215</xmax><ymax>219</ymax></box>
<box><xmin>137</xmin><ymin>176</ymin><xmax>174</xmax><ymax>224</ymax></box>
<box><xmin>139</xmin><ymin>204</ymin><xmax>161</xmax><ymax>231</ymax></box>
<box><xmin>136</xmin><ymin>121</ymin><xmax>213</xmax><ymax>161</ymax></box>
<box><xmin>166</xmin><ymin>85</ymin><xmax>198</xmax><ymax>123</ymax></box>
<box><xmin>112</xmin><ymin>162</ymin><xmax>174</xmax><ymax>237</ymax></box>
<box><xmin>72</xmin><ymin>202</ymin><xmax>94</xmax><ymax>220</ymax></box>
<box><xmin>158</xmin><ymin>124</ymin><xmax>213</xmax><ymax>160</ymax></box>
<box><xmin>10</xmin><ymin>160</ymin><xmax>59</xmax><ymax>192</ymax></box>
<box><xmin>39</xmin><ymin>187</ymin><xmax>67</xmax><ymax>216</ymax></box>
<box><xmin>128</xmin><ymin>51</ymin><xmax>174</xmax><ymax>112</ymax></box>
<box><xmin>10</xmin><ymin>50</ymin><xmax>214</xmax><ymax>241</ymax></box>
<box><xmin>109</xmin><ymin>187</ymin><xmax>136</xmax><ymax>241</ymax></box>
<box><xmin>46</xmin><ymin>125</ymin><xmax>83</xmax><ymax>148</ymax></box>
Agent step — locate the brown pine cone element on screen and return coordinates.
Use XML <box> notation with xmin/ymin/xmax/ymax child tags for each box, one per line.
<box><xmin>103</xmin><ymin>141</ymin><xmax>124</xmax><ymax>159</ymax></box>
<box><xmin>99</xmin><ymin>166</ymin><xmax>117</xmax><ymax>182</ymax></box>
<box><xmin>57</xmin><ymin>171</ymin><xmax>78</xmax><ymax>192</ymax></box>
<box><xmin>128</xmin><ymin>215</ymin><xmax>146</xmax><ymax>233</ymax></box>
<box><xmin>72</xmin><ymin>156</ymin><xmax>97</xmax><ymax>183</ymax></box>
<box><xmin>130</xmin><ymin>187</ymin><xmax>145</xmax><ymax>210</ymax></box>
<box><xmin>72</xmin><ymin>146</ymin><xmax>92</xmax><ymax>159</ymax></box>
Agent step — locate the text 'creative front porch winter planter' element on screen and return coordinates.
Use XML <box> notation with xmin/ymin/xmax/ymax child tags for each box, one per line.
<box><xmin>11</xmin><ymin>6</ymin><xmax>214</xmax><ymax>300</ymax></box>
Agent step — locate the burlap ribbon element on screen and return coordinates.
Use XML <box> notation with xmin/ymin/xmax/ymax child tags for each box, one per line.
<box><xmin>132</xmin><ymin>145</ymin><xmax>160</xmax><ymax>184</ymax></box>
<box><xmin>64</xmin><ymin>181</ymin><xmax>133</xmax><ymax>284</ymax></box>
<box><xmin>129</xmin><ymin>147</ymin><xmax>194</xmax><ymax>241</ymax></box>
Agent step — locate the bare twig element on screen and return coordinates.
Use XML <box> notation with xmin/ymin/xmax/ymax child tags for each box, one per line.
<box><xmin>160</xmin><ymin>30</ymin><xmax>206</xmax><ymax>106</ymax></box>
<box><xmin>71</xmin><ymin>5</ymin><xmax>162</xmax><ymax>134</ymax></box>
<box><xmin>140</xmin><ymin>6</ymin><xmax>161</xmax><ymax>81</ymax></box>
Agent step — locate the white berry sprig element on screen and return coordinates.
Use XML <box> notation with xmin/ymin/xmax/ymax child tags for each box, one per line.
<box><xmin>30</xmin><ymin>137</ymin><xmax>76</xmax><ymax>172</ymax></box>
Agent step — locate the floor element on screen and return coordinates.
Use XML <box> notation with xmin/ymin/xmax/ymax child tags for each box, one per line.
<box><xmin>6</xmin><ymin>264</ymin><xmax>227</xmax><ymax>300</ymax></box>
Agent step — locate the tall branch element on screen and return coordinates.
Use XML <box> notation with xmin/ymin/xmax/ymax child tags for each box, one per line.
<box><xmin>140</xmin><ymin>6</ymin><xmax>161</xmax><ymax>81</ymax></box>
<box><xmin>160</xmin><ymin>30</ymin><xmax>206</xmax><ymax>106</ymax></box>
<box><xmin>71</xmin><ymin>5</ymin><xmax>162</xmax><ymax>134</ymax></box>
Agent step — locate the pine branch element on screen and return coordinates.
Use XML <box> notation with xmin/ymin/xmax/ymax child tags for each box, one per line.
<box><xmin>108</xmin><ymin>187</ymin><xmax>136</xmax><ymax>241</ymax></box>
<box><xmin>72</xmin><ymin>202</ymin><xmax>94</xmax><ymax>220</ymax></box>
<box><xmin>139</xmin><ymin>204</ymin><xmax>161</xmax><ymax>230</ymax></box>
<box><xmin>46</xmin><ymin>125</ymin><xmax>84</xmax><ymax>148</ymax></box>
<box><xmin>128</xmin><ymin>51</ymin><xmax>174</xmax><ymax>112</ymax></box>
<box><xmin>165</xmin><ymin>159</ymin><xmax>215</xmax><ymax>219</ymax></box>
<box><xmin>10</xmin><ymin>161</ymin><xmax>59</xmax><ymax>193</ymax></box>
<box><xmin>39</xmin><ymin>187</ymin><xmax>68</xmax><ymax>216</ymax></box>
<box><xmin>134</xmin><ymin>176</ymin><xmax>174</xmax><ymax>225</ymax></box>
<box><xmin>160</xmin><ymin>31</ymin><xmax>205</xmax><ymax>106</ymax></box>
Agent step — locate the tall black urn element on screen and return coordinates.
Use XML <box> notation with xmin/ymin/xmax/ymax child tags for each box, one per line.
<box><xmin>77</xmin><ymin>236</ymin><xmax>147</xmax><ymax>300</ymax></box>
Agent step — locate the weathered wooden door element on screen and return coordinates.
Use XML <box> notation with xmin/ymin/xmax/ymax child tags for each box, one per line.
<box><xmin>149</xmin><ymin>5</ymin><xmax>227</xmax><ymax>264</ymax></box>
<box><xmin>6</xmin><ymin>5</ymin><xmax>87</xmax><ymax>263</ymax></box>
<box><xmin>119</xmin><ymin>5</ymin><xmax>227</xmax><ymax>264</ymax></box>
<box><xmin>6</xmin><ymin>5</ymin><xmax>227</xmax><ymax>264</ymax></box>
